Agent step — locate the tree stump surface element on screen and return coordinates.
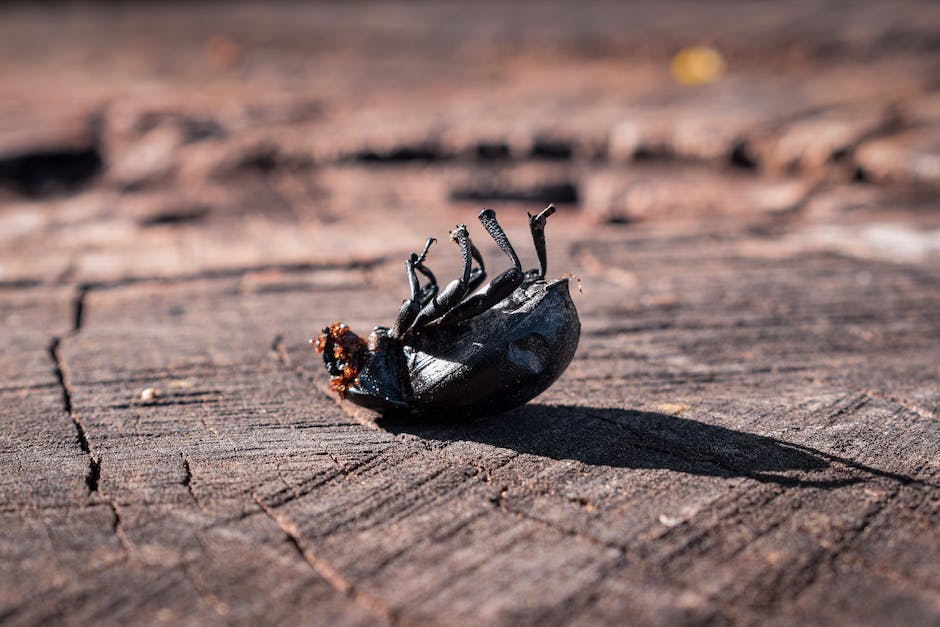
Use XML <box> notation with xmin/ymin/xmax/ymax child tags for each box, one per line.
<box><xmin>1</xmin><ymin>3</ymin><xmax>938</xmax><ymax>625</ymax></box>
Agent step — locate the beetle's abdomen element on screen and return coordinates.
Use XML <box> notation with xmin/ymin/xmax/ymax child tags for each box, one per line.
<box><xmin>405</xmin><ymin>279</ymin><xmax>580</xmax><ymax>417</ymax></box>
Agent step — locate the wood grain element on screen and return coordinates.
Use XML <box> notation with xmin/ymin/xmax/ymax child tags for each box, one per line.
<box><xmin>1</xmin><ymin>2</ymin><xmax>938</xmax><ymax>625</ymax></box>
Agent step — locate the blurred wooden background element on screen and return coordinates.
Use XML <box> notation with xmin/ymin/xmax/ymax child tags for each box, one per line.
<box><xmin>1</xmin><ymin>2</ymin><xmax>938</xmax><ymax>625</ymax></box>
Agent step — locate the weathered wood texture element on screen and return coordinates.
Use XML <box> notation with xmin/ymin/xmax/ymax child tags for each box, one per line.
<box><xmin>1</xmin><ymin>2</ymin><xmax>939</xmax><ymax>625</ymax></box>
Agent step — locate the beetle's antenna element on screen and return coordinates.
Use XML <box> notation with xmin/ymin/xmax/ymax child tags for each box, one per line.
<box><xmin>478</xmin><ymin>209</ymin><xmax>522</xmax><ymax>271</ymax></box>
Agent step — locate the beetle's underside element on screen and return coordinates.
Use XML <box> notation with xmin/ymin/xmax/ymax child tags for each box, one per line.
<box><xmin>316</xmin><ymin>205</ymin><xmax>580</xmax><ymax>417</ymax></box>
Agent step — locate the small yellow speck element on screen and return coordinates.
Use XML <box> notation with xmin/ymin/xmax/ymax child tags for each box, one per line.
<box><xmin>140</xmin><ymin>387</ymin><xmax>160</xmax><ymax>402</ymax></box>
<box><xmin>657</xmin><ymin>402</ymin><xmax>693</xmax><ymax>416</ymax></box>
<box><xmin>671</xmin><ymin>46</ymin><xmax>725</xmax><ymax>85</ymax></box>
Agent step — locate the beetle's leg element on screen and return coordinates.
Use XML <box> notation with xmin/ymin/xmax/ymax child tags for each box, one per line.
<box><xmin>478</xmin><ymin>208</ymin><xmax>522</xmax><ymax>271</ymax></box>
<box><xmin>407</xmin><ymin>225</ymin><xmax>478</xmax><ymax>334</ymax></box>
<box><xmin>390</xmin><ymin>257</ymin><xmax>422</xmax><ymax>339</ymax></box>
<box><xmin>436</xmin><ymin>208</ymin><xmax>525</xmax><ymax>326</ymax></box>
<box><xmin>466</xmin><ymin>239</ymin><xmax>487</xmax><ymax>294</ymax></box>
<box><xmin>415</xmin><ymin>263</ymin><xmax>438</xmax><ymax>306</ymax></box>
<box><xmin>525</xmin><ymin>204</ymin><xmax>555</xmax><ymax>281</ymax></box>
<box><xmin>413</xmin><ymin>237</ymin><xmax>439</xmax><ymax>305</ymax></box>
<box><xmin>390</xmin><ymin>238</ymin><xmax>436</xmax><ymax>339</ymax></box>
<box><xmin>414</xmin><ymin>236</ymin><xmax>435</xmax><ymax>265</ymax></box>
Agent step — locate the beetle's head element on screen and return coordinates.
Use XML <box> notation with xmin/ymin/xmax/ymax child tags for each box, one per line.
<box><xmin>313</xmin><ymin>323</ymin><xmax>367</xmax><ymax>398</ymax></box>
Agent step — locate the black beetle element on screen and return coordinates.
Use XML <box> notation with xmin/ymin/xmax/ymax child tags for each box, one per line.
<box><xmin>314</xmin><ymin>205</ymin><xmax>580</xmax><ymax>418</ymax></box>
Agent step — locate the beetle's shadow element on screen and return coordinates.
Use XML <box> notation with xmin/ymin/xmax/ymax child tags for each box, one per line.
<box><xmin>378</xmin><ymin>404</ymin><xmax>914</xmax><ymax>488</ymax></box>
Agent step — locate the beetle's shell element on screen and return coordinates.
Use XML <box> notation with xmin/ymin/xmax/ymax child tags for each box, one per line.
<box><xmin>350</xmin><ymin>278</ymin><xmax>579</xmax><ymax>417</ymax></box>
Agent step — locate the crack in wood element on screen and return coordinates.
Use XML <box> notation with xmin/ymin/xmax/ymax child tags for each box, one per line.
<box><xmin>105</xmin><ymin>499</ymin><xmax>133</xmax><ymax>558</ymax></box>
<box><xmin>48</xmin><ymin>335</ymin><xmax>103</xmax><ymax>494</ymax></box>
<box><xmin>251</xmin><ymin>493</ymin><xmax>400</xmax><ymax>625</ymax></box>
<box><xmin>71</xmin><ymin>285</ymin><xmax>87</xmax><ymax>333</ymax></box>
<box><xmin>47</xmin><ymin>338</ymin><xmax>75</xmax><ymax>418</ymax></box>
<box><xmin>56</xmin><ymin>258</ymin><xmax>389</xmax><ymax>293</ymax></box>
<box><xmin>180</xmin><ymin>452</ymin><xmax>202</xmax><ymax>510</ymax></box>
<box><xmin>48</xmin><ymin>316</ymin><xmax>136</xmax><ymax>562</ymax></box>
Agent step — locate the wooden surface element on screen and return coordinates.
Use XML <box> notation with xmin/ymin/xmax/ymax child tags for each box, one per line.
<box><xmin>1</xmin><ymin>2</ymin><xmax>939</xmax><ymax>625</ymax></box>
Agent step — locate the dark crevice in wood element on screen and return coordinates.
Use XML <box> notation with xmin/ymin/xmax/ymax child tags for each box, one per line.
<box><xmin>48</xmin><ymin>338</ymin><xmax>75</xmax><ymax>419</ymax></box>
<box><xmin>71</xmin><ymin>285</ymin><xmax>87</xmax><ymax>332</ymax></box>
<box><xmin>450</xmin><ymin>180</ymin><xmax>579</xmax><ymax>205</ymax></box>
<box><xmin>531</xmin><ymin>139</ymin><xmax>574</xmax><ymax>160</ymax></box>
<box><xmin>50</xmin><ymin>327</ymin><xmax>106</xmax><ymax>496</ymax></box>
<box><xmin>475</xmin><ymin>142</ymin><xmax>511</xmax><ymax>161</ymax></box>
<box><xmin>181</xmin><ymin>454</ymin><xmax>192</xmax><ymax>488</ymax></box>
<box><xmin>290</xmin><ymin>422</ymin><xmax>363</xmax><ymax>430</ymax></box>
<box><xmin>180</xmin><ymin>452</ymin><xmax>202</xmax><ymax>510</ymax></box>
<box><xmin>138</xmin><ymin>205</ymin><xmax>211</xmax><ymax>228</ymax></box>
<box><xmin>61</xmin><ymin>257</ymin><xmax>387</xmax><ymax>293</ymax></box>
<box><xmin>0</xmin><ymin>146</ymin><xmax>103</xmax><ymax>198</ymax></box>
<box><xmin>48</xmin><ymin>334</ymin><xmax>102</xmax><ymax>496</ymax></box>
<box><xmin>353</xmin><ymin>144</ymin><xmax>453</xmax><ymax>164</ymax></box>
<box><xmin>86</xmin><ymin>456</ymin><xmax>101</xmax><ymax>493</ymax></box>
<box><xmin>729</xmin><ymin>140</ymin><xmax>758</xmax><ymax>170</ymax></box>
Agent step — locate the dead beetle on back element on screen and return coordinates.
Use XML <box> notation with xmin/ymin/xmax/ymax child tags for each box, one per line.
<box><xmin>314</xmin><ymin>205</ymin><xmax>580</xmax><ymax>418</ymax></box>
